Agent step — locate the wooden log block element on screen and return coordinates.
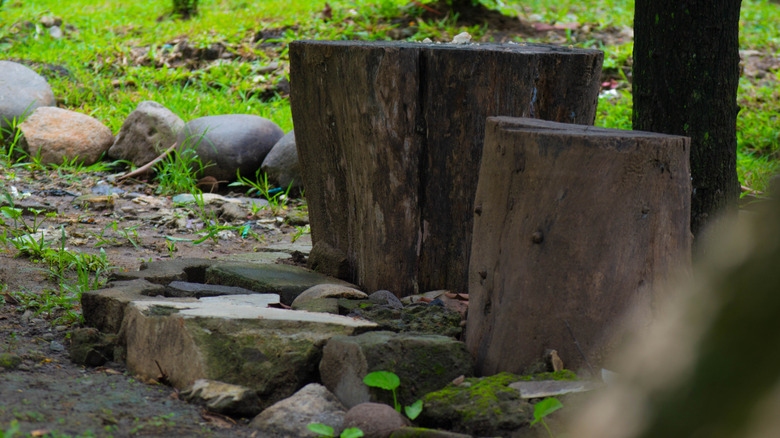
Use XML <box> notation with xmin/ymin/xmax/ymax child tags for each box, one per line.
<box><xmin>466</xmin><ymin>117</ymin><xmax>692</xmax><ymax>375</ymax></box>
<box><xmin>290</xmin><ymin>41</ymin><xmax>603</xmax><ymax>297</ymax></box>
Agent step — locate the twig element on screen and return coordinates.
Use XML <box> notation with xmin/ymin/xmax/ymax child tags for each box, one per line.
<box><xmin>564</xmin><ymin>320</ymin><xmax>596</xmax><ymax>378</ymax></box>
<box><xmin>410</xmin><ymin>0</ymin><xmax>441</xmax><ymax>15</ymax></box>
<box><xmin>118</xmin><ymin>142</ymin><xmax>177</xmax><ymax>181</ymax></box>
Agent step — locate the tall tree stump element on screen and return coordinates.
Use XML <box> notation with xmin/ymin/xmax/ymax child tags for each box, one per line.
<box><xmin>466</xmin><ymin>117</ymin><xmax>691</xmax><ymax>375</ymax></box>
<box><xmin>290</xmin><ymin>41</ymin><xmax>603</xmax><ymax>297</ymax></box>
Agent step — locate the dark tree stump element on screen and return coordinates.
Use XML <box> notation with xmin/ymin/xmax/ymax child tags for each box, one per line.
<box><xmin>290</xmin><ymin>40</ymin><xmax>603</xmax><ymax>297</ymax></box>
<box><xmin>466</xmin><ymin>117</ymin><xmax>692</xmax><ymax>375</ymax></box>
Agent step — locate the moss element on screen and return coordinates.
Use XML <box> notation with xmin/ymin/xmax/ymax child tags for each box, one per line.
<box><xmin>0</xmin><ymin>353</ymin><xmax>22</xmax><ymax>370</ymax></box>
<box><xmin>516</xmin><ymin>370</ymin><xmax>578</xmax><ymax>382</ymax></box>
<box><xmin>424</xmin><ymin>372</ymin><xmax>522</xmax><ymax>421</ymax></box>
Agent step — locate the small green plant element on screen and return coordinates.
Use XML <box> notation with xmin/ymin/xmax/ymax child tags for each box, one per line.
<box><xmin>166</xmin><ymin>239</ymin><xmax>177</xmax><ymax>258</ymax></box>
<box><xmin>306</xmin><ymin>423</ymin><xmax>363</xmax><ymax>438</ymax></box>
<box><xmin>1</xmin><ymin>419</ymin><xmax>20</xmax><ymax>438</ymax></box>
<box><xmin>531</xmin><ymin>397</ymin><xmax>563</xmax><ymax>438</ymax></box>
<box><xmin>363</xmin><ymin>371</ymin><xmax>423</xmax><ymax>420</ymax></box>
<box><xmin>291</xmin><ymin>224</ymin><xmax>310</xmax><ymax>243</ymax></box>
<box><xmin>231</xmin><ymin>169</ymin><xmax>293</xmax><ymax>216</ymax></box>
<box><xmin>154</xmin><ymin>141</ymin><xmax>208</xmax><ymax>196</ymax></box>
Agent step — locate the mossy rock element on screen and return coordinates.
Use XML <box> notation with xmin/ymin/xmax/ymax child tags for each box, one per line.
<box><xmin>352</xmin><ymin>303</ymin><xmax>462</xmax><ymax>338</ymax></box>
<box><xmin>417</xmin><ymin>372</ymin><xmax>533</xmax><ymax>436</ymax></box>
<box><xmin>0</xmin><ymin>353</ymin><xmax>22</xmax><ymax>371</ymax></box>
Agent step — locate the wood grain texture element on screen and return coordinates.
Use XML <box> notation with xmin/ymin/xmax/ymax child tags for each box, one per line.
<box><xmin>290</xmin><ymin>41</ymin><xmax>603</xmax><ymax>297</ymax></box>
<box><xmin>466</xmin><ymin>117</ymin><xmax>692</xmax><ymax>375</ymax></box>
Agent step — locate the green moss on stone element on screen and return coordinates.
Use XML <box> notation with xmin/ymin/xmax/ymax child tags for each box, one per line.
<box><xmin>0</xmin><ymin>353</ymin><xmax>22</xmax><ymax>370</ymax></box>
<box><xmin>515</xmin><ymin>370</ymin><xmax>578</xmax><ymax>382</ymax></box>
<box><xmin>420</xmin><ymin>372</ymin><xmax>532</xmax><ymax>435</ymax></box>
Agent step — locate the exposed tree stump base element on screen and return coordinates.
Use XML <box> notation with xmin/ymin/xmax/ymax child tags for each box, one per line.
<box><xmin>466</xmin><ymin>117</ymin><xmax>692</xmax><ymax>375</ymax></box>
<box><xmin>290</xmin><ymin>40</ymin><xmax>603</xmax><ymax>297</ymax></box>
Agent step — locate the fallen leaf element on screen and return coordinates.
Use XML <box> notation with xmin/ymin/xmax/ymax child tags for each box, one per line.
<box><xmin>31</xmin><ymin>430</ymin><xmax>51</xmax><ymax>437</ymax></box>
<box><xmin>451</xmin><ymin>375</ymin><xmax>466</xmax><ymax>385</ymax></box>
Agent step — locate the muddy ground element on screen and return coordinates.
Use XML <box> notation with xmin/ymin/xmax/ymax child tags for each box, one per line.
<box><xmin>0</xmin><ymin>166</ymin><xmax>303</xmax><ymax>437</ymax></box>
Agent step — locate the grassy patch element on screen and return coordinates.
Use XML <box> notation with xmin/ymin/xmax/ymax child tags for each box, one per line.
<box><xmin>0</xmin><ymin>0</ymin><xmax>778</xmax><ymax>190</ymax></box>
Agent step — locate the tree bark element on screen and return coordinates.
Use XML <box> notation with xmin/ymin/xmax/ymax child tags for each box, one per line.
<box><xmin>466</xmin><ymin>117</ymin><xmax>691</xmax><ymax>375</ymax></box>
<box><xmin>290</xmin><ymin>41</ymin><xmax>603</xmax><ymax>297</ymax></box>
<box><xmin>633</xmin><ymin>0</ymin><xmax>742</xmax><ymax>238</ymax></box>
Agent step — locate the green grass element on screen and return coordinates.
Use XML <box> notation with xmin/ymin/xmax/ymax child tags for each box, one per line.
<box><xmin>0</xmin><ymin>0</ymin><xmax>777</xmax><ymax>187</ymax></box>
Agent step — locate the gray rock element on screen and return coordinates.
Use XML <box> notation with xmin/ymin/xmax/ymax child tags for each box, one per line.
<box><xmin>164</xmin><ymin>281</ymin><xmax>279</xmax><ymax>300</ymax></box>
<box><xmin>293</xmin><ymin>284</ymin><xmax>367</xmax><ymax>315</ymax></box>
<box><xmin>320</xmin><ymin>331</ymin><xmax>474</xmax><ymax>408</ymax></box>
<box><xmin>181</xmin><ymin>379</ymin><xmax>263</xmax><ymax>417</ymax></box>
<box><xmin>293</xmin><ymin>284</ymin><xmax>367</xmax><ymax>307</ymax></box>
<box><xmin>0</xmin><ymin>60</ymin><xmax>56</xmax><ymax>130</ymax></box>
<box><xmin>250</xmin><ymin>383</ymin><xmax>347</xmax><ymax>437</ymax></box>
<box><xmin>343</xmin><ymin>402</ymin><xmax>411</xmax><ymax>438</ymax></box>
<box><xmin>354</xmin><ymin>303</ymin><xmax>463</xmax><ymax>339</ymax></box>
<box><xmin>509</xmin><ymin>379</ymin><xmax>600</xmax><ymax>399</ymax></box>
<box><xmin>121</xmin><ymin>295</ymin><xmax>377</xmax><ymax>409</ymax></box>
<box><xmin>178</xmin><ymin>114</ymin><xmax>284</xmax><ymax>182</ymax></box>
<box><xmin>0</xmin><ymin>353</ymin><xmax>22</xmax><ymax>371</ymax></box>
<box><xmin>418</xmin><ymin>373</ymin><xmax>533</xmax><ymax>437</ymax></box>
<box><xmin>81</xmin><ymin>279</ymin><xmax>175</xmax><ymax>334</ymax></box>
<box><xmin>108</xmin><ymin>101</ymin><xmax>184</xmax><ymax>166</ymax></box>
<box><xmin>261</xmin><ymin>130</ymin><xmax>302</xmax><ymax>190</ymax></box>
<box><xmin>69</xmin><ymin>327</ymin><xmax>117</xmax><ymax>367</ymax></box>
<box><xmin>18</xmin><ymin>107</ymin><xmax>114</xmax><ymax>166</ymax></box>
<box><xmin>369</xmin><ymin>290</ymin><xmax>404</xmax><ymax>309</ymax></box>
<box><xmin>109</xmin><ymin>258</ymin><xmax>219</xmax><ymax>285</ymax></box>
<box><xmin>285</xmin><ymin>208</ymin><xmax>309</xmax><ymax>226</ymax></box>
<box><xmin>205</xmin><ymin>262</ymin><xmax>357</xmax><ymax>306</ymax></box>
<box><xmin>218</xmin><ymin>202</ymin><xmax>248</xmax><ymax>222</ymax></box>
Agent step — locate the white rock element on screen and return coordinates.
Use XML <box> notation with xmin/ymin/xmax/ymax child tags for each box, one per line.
<box><xmin>452</xmin><ymin>32</ymin><xmax>472</xmax><ymax>44</ymax></box>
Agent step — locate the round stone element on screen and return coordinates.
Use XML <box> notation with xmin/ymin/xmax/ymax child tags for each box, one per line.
<box><xmin>178</xmin><ymin>114</ymin><xmax>284</xmax><ymax>182</ymax></box>
<box><xmin>0</xmin><ymin>60</ymin><xmax>56</xmax><ymax>130</ymax></box>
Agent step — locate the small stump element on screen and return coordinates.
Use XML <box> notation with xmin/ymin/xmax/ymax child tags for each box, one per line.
<box><xmin>290</xmin><ymin>40</ymin><xmax>603</xmax><ymax>297</ymax></box>
<box><xmin>466</xmin><ymin>117</ymin><xmax>692</xmax><ymax>375</ymax></box>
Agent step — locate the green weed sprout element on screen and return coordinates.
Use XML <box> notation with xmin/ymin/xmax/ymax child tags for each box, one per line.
<box><xmin>306</xmin><ymin>423</ymin><xmax>363</xmax><ymax>438</ymax></box>
<box><xmin>531</xmin><ymin>397</ymin><xmax>563</xmax><ymax>438</ymax></box>
<box><xmin>363</xmin><ymin>371</ymin><xmax>423</xmax><ymax>420</ymax></box>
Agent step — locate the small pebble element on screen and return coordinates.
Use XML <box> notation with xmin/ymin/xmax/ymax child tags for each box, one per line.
<box><xmin>55</xmin><ymin>325</ymin><xmax>68</xmax><ymax>332</ymax></box>
<box><xmin>452</xmin><ymin>31</ymin><xmax>472</xmax><ymax>44</ymax></box>
<box><xmin>42</xmin><ymin>333</ymin><xmax>55</xmax><ymax>341</ymax></box>
<box><xmin>50</xmin><ymin>341</ymin><xmax>65</xmax><ymax>352</ymax></box>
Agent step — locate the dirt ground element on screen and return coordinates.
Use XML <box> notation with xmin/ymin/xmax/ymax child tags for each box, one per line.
<box><xmin>0</xmin><ymin>166</ymin><xmax>303</xmax><ymax>437</ymax></box>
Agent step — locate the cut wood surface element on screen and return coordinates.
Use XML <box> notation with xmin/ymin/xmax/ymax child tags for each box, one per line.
<box><xmin>466</xmin><ymin>117</ymin><xmax>692</xmax><ymax>375</ymax></box>
<box><xmin>290</xmin><ymin>40</ymin><xmax>603</xmax><ymax>297</ymax></box>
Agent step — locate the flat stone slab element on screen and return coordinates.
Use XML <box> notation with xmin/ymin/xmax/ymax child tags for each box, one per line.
<box><xmin>509</xmin><ymin>380</ymin><xmax>601</xmax><ymax>399</ymax></box>
<box><xmin>217</xmin><ymin>251</ymin><xmax>292</xmax><ymax>264</ymax></box>
<box><xmin>111</xmin><ymin>258</ymin><xmax>218</xmax><ymax>284</ymax></box>
<box><xmin>122</xmin><ymin>294</ymin><xmax>377</xmax><ymax>410</ymax></box>
<box><xmin>165</xmin><ymin>281</ymin><xmax>273</xmax><ymax>298</ymax></box>
<box><xmin>206</xmin><ymin>262</ymin><xmax>356</xmax><ymax>305</ymax></box>
<box><xmin>131</xmin><ymin>295</ymin><xmax>371</xmax><ymax>322</ymax></box>
<box><xmin>82</xmin><ymin>279</ymin><xmax>184</xmax><ymax>334</ymax></box>
<box><xmin>263</xmin><ymin>240</ymin><xmax>313</xmax><ymax>256</ymax></box>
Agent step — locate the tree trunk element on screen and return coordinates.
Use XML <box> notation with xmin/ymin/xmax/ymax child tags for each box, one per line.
<box><xmin>290</xmin><ymin>41</ymin><xmax>603</xmax><ymax>297</ymax></box>
<box><xmin>466</xmin><ymin>117</ymin><xmax>692</xmax><ymax>375</ymax></box>
<box><xmin>633</xmin><ymin>0</ymin><xmax>742</xmax><ymax>238</ymax></box>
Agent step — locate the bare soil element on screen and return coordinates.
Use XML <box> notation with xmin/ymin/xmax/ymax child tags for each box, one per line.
<box><xmin>0</xmin><ymin>166</ymin><xmax>304</xmax><ymax>437</ymax></box>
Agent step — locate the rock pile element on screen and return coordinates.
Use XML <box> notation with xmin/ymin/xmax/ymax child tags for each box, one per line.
<box><xmin>0</xmin><ymin>61</ymin><xmax>299</xmax><ymax>188</ymax></box>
